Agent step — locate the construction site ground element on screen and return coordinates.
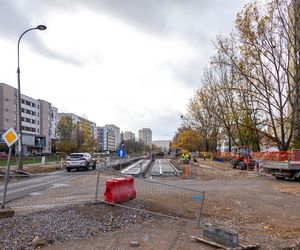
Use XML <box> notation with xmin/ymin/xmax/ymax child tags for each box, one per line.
<box><xmin>44</xmin><ymin>158</ymin><xmax>300</xmax><ymax>249</ymax></box>
<box><xmin>2</xmin><ymin>158</ymin><xmax>300</xmax><ymax>249</ymax></box>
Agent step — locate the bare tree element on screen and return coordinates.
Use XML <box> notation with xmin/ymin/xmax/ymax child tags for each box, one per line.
<box><xmin>215</xmin><ymin>0</ymin><xmax>298</xmax><ymax>150</ymax></box>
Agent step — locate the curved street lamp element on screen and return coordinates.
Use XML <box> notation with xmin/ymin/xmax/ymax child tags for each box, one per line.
<box><xmin>17</xmin><ymin>25</ymin><xmax>47</xmax><ymax>170</ymax></box>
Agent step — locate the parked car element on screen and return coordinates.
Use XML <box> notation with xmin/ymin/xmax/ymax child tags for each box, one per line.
<box><xmin>66</xmin><ymin>153</ymin><xmax>96</xmax><ymax>172</ymax></box>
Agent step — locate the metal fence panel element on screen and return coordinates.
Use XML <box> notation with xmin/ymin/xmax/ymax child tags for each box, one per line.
<box><xmin>4</xmin><ymin>170</ymin><xmax>205</xmax><ymax>224</ymax></box>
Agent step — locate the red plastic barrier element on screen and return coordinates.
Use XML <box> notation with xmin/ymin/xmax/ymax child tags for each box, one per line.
<box><xmin>104</xmin><ymin>176</ymin><xmax>136</xmax><ymax>204</ymax></box>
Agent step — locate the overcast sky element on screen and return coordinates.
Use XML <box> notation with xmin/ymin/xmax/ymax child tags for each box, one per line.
<box><xmin>0</xmin><ymin>0</ymin><xmax>251</xmax><ymax>140</ymax></box>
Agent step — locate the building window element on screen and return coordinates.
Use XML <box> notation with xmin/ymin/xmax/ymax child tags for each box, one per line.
<box><xmin>5</xmin><ymin>119</ymin><xmax>9</xmax><ymax>122</ymax></box>
<box><xmin>5</xmin><ymin>98</ymin><xmax>9</xmax><ymax>102</ymax></box>
<box><xmin>21</xmin><ymin>99</ymin><xmax>25</xmax><ymax>104</ymax></box>
<box><xmin>5</xmin><ymin>108</ymin><xmax>9</xmax><ymax>112</ymax></box>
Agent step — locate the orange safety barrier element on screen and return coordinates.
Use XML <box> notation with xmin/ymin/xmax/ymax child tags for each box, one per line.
<box><xmin>104</xmin><ymin>176</ymin><xmax>136</xmax><ymax>204</ymax></box>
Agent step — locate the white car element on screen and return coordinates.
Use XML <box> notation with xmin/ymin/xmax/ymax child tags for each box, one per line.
<box><xmin>66</xmin><ymin>153</ymin><xmax>96</xmax><ymax>172</ymax></box>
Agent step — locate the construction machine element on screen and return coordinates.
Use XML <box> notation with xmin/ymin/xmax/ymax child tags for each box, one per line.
<box><xmin>231</xmin><ymin>147</ymin><xmax>255</xmax><ymax>170</ymax></box>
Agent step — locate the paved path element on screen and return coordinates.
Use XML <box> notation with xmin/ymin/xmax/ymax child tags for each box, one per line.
<box><xmin>150</xmin><ymin>159</ymin><xmax>179</xmax><ymax>176</ymax></box>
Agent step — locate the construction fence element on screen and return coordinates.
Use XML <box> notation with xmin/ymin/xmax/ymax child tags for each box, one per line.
<box><xmin>202</xmin><ymin>151</ymin><xmax>292</xmax><ymax>162</ymax></box>
<box><xmin>5</xmin><ymin>170</ymin><xmax>205</xmax><ymax>224</ymax></box>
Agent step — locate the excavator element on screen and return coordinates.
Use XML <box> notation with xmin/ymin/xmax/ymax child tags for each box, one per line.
<box><xmin>231</xmin><ymin>146</ymin><xmax>255</xmax><ymax>170</ymax></box>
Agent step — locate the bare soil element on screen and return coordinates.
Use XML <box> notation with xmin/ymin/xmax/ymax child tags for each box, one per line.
<box><xmin>44</xmin><ymin>158</ymin><xmax>300</xmax><ymax>249</ymax></box>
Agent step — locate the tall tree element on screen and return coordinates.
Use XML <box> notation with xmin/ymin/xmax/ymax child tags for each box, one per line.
<box><xmin>215</xmin><ymin>0</ymin><xmax>298</xmax><ymax>150</ymax></box>
<box><xmin>57</xmin><ymin>116</ymin><xmax>76</xmax><ymax>154</ymax></box>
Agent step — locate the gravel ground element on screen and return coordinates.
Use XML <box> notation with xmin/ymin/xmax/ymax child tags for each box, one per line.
<box><xmin>0</xmin><ymin>203</ymin><xmax>155</xmax><ymax>250</ymax></box>
<box><xmin>1</xmin><ymin>158</ymin><xmax>300</xmax><ymax>249</ymax></box>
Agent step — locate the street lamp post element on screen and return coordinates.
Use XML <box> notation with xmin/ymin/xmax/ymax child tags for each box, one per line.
<box><xmin>17</xmin><ymin>25</ymin><xmax>47</xmax><ymax>170</ymax></box>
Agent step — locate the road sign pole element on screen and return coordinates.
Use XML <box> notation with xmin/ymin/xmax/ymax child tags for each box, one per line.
<box><xmin>1</xmin><ymin>147</ymin><xmax>12</xmax><ymax>209</ymax></box>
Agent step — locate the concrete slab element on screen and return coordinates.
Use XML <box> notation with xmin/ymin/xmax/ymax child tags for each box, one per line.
<box><xmin>203</xmin><ymin>223</ymin><xmax>238</xmax><ymax>248</ymax></box>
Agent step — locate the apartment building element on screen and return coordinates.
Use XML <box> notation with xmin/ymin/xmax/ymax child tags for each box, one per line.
<box><xmin>123</xmin><ymin>131</ymin><xmax>135</xmax><ymax>141</ymax></box>
<box><xmin>105</xmin><ymin>124</ymin><xmax>120</xmax><ymax>150</ymax></box>
<box><xmin>138</xmin><ymin>128</ymin><xmax>152</xmax><ymax>146</ymax></box>
<box><xmin>58</xmin><ymin>113</ymin><xmax>97</xmax><ymax>139</ymax></box>
<box><xmin>97</xmin><ymin>126</ymin><xmax>115</xmax><ymax>152</ymax></box>
<box><xmin>0</xmin><ymin>82</ymin><xmax>57</xmax><ymax>154</ymax></box>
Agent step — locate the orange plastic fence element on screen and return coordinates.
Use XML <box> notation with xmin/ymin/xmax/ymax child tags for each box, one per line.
<box><xmin>207</xmin><ymin>151</ymin><xmax>292</xmax><ymax>162</ymax></box>
<box><xmin>252</xmin><ymin>151</ymin><xmax>291</xmax><ymax>161</ymax></box>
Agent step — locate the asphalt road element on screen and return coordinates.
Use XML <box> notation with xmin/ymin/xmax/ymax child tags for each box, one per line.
<box><xmin>0</xmin><ymin>155</ymin><xmax>144</xmax><ymax>206</ymax></box>
<box><xmin>0</xmin><ymin>171</ymin><xmax>94</xmax><ymax>204</ymax></box>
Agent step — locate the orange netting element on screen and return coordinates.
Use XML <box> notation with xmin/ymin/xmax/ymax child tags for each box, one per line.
<box><xmin>252</xmin><ymin>151</ymin><xmax>291</xmax><ymax>161</ymax></box>
<box><xmin>203</xmin><ymin>151</ymin><xmax>293</xmax><ymax>162</ymax></box>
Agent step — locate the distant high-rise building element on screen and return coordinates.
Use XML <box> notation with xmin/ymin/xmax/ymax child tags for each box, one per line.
<box><xmin>123</xmin><ymin>131</ymin><xmax>135</xmax><ymax>141</ymax></box>
<box><xmin>105</xmin><ymin>124</ymin><xmax>120</xmax><ymax>150</ymax></box>
<box><xmin>138</xmin><ymin>128</ymin><xmax>152</xmax><ymax>146</ymax></box>
<box><xmin>97</xmin><ymin>126</ymin><xmax>115</xmax><ymax>152</ymax></box>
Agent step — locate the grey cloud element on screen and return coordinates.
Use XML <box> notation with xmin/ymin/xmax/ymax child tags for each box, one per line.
<box><xmin>0</xmin><ymin>1</ymin><xmax>82</xmax><ymax>66</ymax></box>
<box><xmin>162</xmin><ymin>53</ymin><xmax>211</xmax><ymax>88</ymax></box>
<box><xmin>2</xmin><ymin>0</ymin><xmax>250</xmax><ymax>82</ymax></box>
<box><xmin>34</xmin><ymin>0</ymin><xmax>248</xmax><ymax>44</ymax></box>
<box><xmin>0</xmin><ymin>1</ymin><xmax>31</xmax><ymax>39</ymax></box>
<box><xmin>27</xmin><ymin>35</ymin><xmax>83</xmax><ymax>66</ymax></box>
<box><xmin>150</xmin><ymin>111</ymin><xmax>182</xmax><ymax>139</ymax></box>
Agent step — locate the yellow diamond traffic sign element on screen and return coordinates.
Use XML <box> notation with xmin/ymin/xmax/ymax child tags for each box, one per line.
<box><xmin>2</xmin><ymin>128</ymin><xmax>19</xmax><ymax>147</ymax></box>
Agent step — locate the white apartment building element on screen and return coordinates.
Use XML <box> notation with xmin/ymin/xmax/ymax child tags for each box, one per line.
<box><xmin>105</xmin><ymin>124</ymin><xmax>120</xmax><ymax>150</ymax></box>
<box><xmin>138</xmin><ymin>128</ymin><xmax>152</xmax><ymax>146</ymax></box>
<box><xmin>50</xmin><ymin>107</ymin><xmax>58</xmax><ymax>140</ymax></box>
<box><xmin>97</xmin><ymin>126</ymin><xmax>115</xmax><ymax>152</ymax></box>
<box><xmin>0</xmin><ymin>82</ymin><xmax>57</xmax><ymax>154</ymax></box>
<box><xmin>123</xmin><ymin>131</ymin><xmax>135</xmax><ymax>141</ymax></box>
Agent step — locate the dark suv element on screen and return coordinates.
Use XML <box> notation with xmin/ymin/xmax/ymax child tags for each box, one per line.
<box><xmin>66</xmin><ymin>153</ymin><xmax>96</xmax><ymax>172</ymax></box>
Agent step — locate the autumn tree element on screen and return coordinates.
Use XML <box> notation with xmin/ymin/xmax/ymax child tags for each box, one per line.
<box><xmin>76</xmin><ymin>125</ymin><xmax>98</xmax><ymax>152</ymax></box>
<box><xmin>183</xmin><ymin>0</ymin><xmax>299</xmax><ymax>151</ymax></box>
<box><xmin>57</xmin><ymin>116</ymin><xmax>97</xmax><ymax>154</ymax></box>
<box><xmin>57</xmin><ymin>116</ymin><xmax>76</xmax><ymax>154</ymax></box>
<box><xmin>186</xmin><ymin>90</ymin><xmax>220</xmax><ymax>151</ymax></box>
<box><xmin>172</xmin><ymin>127</ymin><xmax>202</xmax><ymax>152</ymax></box>
<box><xmin>215</xmin><ymin>0</ymin><xmax>298</xmax><ymax>150</ymax></box>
